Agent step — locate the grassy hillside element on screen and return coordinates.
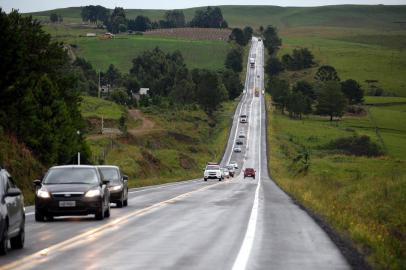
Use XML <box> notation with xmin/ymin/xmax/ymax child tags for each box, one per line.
<box><xmin>81</xmin><ymin>98</ymin><xmax>238</xmax><ymax>188</ymax></box>
<box><xmin>72</xmin><ymin>36</ymin><xmax>232</xmax><ymax>72</ymax></box>
<box><xmin>266</xmin><ymin>95</ymin><xmax>406</xmax><ymax>269</ymax></box>
<box><xmin>30</xmin><ymin>5</ymin><xmax>406</xmax><ymax>29</ymax></box>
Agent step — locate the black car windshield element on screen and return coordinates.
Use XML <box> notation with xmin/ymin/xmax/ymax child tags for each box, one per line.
<box><xmin>99</xmin><ymin>168</ymin><xmax>120</xmax><ymax>183</ymax></box>
<box><xmin>43</xmin><ymin>167</ymin><xmax>99</xmax><ymax>185</ymax></box>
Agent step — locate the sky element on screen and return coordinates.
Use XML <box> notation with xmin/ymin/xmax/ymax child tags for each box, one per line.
<box><xmin>0</xmin><ymin>0</ymin><xmax>405</xmax><ymax>13</ymax></box>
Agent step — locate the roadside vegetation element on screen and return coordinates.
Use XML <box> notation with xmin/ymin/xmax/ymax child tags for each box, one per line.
<box><xmin>263</xmin><ymin>20</ymin><xmax>406</xmax><ymax>269</ymax></box>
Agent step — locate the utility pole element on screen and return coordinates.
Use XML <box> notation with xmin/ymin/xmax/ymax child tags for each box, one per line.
<box><xmin>77</xmin><ymin>130</ymin><xmax>81</xmax><ymax>165</ymax></box>
<box><xmin>98</xmin><ymin>71</ymin><xmax>101</xmax><ymax>98</ymax></box>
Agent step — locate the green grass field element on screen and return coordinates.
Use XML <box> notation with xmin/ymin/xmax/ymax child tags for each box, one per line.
<box><xmin>266</xmin><ymin>95</ymin><xmax>406</xmax><ymax>269</ymax></box>
<box><xmin>30</xmin><ymin>5</ymin><xmax>406</xmax><ymax>29</ymax></box>
<box><xmin>278</xmin><ymin>33</ymin><xmax>406</xmax><ymax>97</ymax></box>
<box><xmin>72</xmin><ymin>35</ymin><xmax>232</xmax><ymax>72</ymax></box>
<box><xmin>80</xmin><ymin>96</ymin><xmax>125</xmax><ymax>120</ymax></box>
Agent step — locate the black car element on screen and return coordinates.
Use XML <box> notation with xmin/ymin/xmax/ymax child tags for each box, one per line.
<box><xmin>34</xmin><ymin>165</ymin><xmax>110</xmax><ymax>221</ymax></box>
<box><xmin>97</xmin><ymin>166</ymin><xmax>129</xmax><ymax>208</ymax></box>
<box><xmin>0</xmin><ymin>167</ymin><xmax>25</xmax><ymax>255</ymax></box>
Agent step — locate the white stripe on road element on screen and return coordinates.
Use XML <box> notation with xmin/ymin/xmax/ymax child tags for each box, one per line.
<box><xmin>232</xmin><ymin>37</ymin><xmax>262</xmax><ymax>270</ymax></box>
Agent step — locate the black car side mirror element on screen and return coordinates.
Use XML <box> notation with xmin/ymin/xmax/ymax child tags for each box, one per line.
<box><xmin>102</xmin><ymin>179</ymin><xmax>110</xmax><ymax>185</ymax></box>
<box><xmin>33</xmin><ymin>179</ymin><xmax>42</xmax><ymax>186</ymax></box>
<box><xmin>6</xmin><ymin>188</ymin><xmax>21</xmax><ymax>197</ymax></box>
<box><xmin>123</xmin><ymin>175</ymin><xmax>129</xmax><ymax>181</ymax></box>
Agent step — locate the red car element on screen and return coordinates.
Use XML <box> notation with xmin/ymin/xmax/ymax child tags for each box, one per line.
<box><xmin>244</xmin><ymin>168</ymin><xmax>256</xmax><ymax>179</ymax></box>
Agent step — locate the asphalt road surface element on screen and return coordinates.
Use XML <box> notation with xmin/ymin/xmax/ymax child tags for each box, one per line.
<box><xmin>0</xmin><ymin>38</ymin><xmax>350</xmax><ymax>270</ymax></box>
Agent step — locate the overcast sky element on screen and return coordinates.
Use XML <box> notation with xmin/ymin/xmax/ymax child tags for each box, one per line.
<box><xmin>1</xmin><ymin>0</ymin><xmax>405</xmax><ymax>13</ymax></box>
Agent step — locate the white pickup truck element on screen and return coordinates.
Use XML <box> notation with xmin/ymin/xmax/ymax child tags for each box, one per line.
<box><xmin>204</xmin><ymin>163</ymin><xmax>223</xmax><ymax>181</ymax></box>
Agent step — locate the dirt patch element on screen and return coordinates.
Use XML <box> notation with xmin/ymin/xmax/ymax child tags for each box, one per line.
<box><xmin>144</xmin><ymin>27</ymin><xmax>231</xmax><ymax>41</ymax></box>
<box><xmin>179</xmin><ymin>153</ymin><xmax>197</xmax><ymax>169</ymax></box>
<box><xmin>128</xmin><ymin>109</ymin><xmax>162</xmax><ymax>136</ymax></box>
<box><xmin>168</xmin><ymin>131</ymin><xmax>199</xmax><ymax>144</ymax></box>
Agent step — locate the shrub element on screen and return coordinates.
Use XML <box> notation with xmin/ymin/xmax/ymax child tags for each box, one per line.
<box><xmin>325</xmin><ymin>135</ymin><xmax>384</xmax><ymax>157</ymax></box>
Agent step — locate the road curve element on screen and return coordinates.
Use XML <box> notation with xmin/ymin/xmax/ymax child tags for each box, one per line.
<box><xmin>0</xmin><ymin>38</ymin><xmax>350</xmax><ymax>270</ymax></box>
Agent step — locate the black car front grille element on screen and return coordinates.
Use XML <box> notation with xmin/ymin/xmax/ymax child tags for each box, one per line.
<box><xmin>52</xmin><ymin>193</ymin><xmax>84</xmax><ymax>198</ymax></box>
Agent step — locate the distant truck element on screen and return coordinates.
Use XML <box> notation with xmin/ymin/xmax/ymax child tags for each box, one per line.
<box><xmin>240</xmin><ymin>114</ymin><xmax>248</xmax><ymax>123</ymax></box>
<box><xmin>249</xmin><ymin>57</ymin><xmax>255</xmax><ymax>68</ymax></box>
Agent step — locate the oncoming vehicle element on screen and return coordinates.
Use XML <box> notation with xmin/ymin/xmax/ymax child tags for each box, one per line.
<box><xmin>226</xmin><ymin>165</ymin><xmax>235</xmax><ymax>177</ymax></box>
<box><xmin>234</xmin><ymin>147</ymin><xmax>242</xmax><ymax>153</ymax></box>
<box><xmin>244</xmin><ymin>168</ymin><xmax>256</xmax><ymax>179</ymax></box>
<box><xmin>238</xmin><ymin>131</ymin><xmax>246</xmax><ymax>138</ymax></box>
<box><xmin>255</xmin><ymin>89</ymin><xmax>259</xmax><ymax>97</ymax></box>
<box><xmin>204</xmin><ymin>163</ymin><xmax>223</xmax><ymax>181</ymax></box>
<box><xmin>236</xmin><ymin>140</ymin><xmax>243</xmax><ymax>145</ymax></box>
<box><xmin>98</xmin><ymin>166</ymin><xmax>129</xmax><ymax>208</ymax></box>
<box><xmin>221</xmin><ymin>167</ymin><xmax>230</xmax><ymax>179</ymax></box>
<box><xmin>34</xmin><ymin>165</ymin><xmax>111</xmax><ymax>221</ymax></box>
<box><xmin>240</xmin><ymin>114</ymin><xmax>248</xmax><ymax>123</ymax></box>
<box><xmin>249</xmin><ymin>57</ymin><xmax>255</xmax><ymax>68</ymax></box>
<box><xmin>0</xmin><ymin>167</ymin><xmax>25</xmax><ymax>255</ymax></box>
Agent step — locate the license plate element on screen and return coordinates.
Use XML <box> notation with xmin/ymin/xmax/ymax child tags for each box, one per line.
<box><xmin>59</xmin><ymin>201</ymin><xmax>76</xmax><ymax>207</ymax></box>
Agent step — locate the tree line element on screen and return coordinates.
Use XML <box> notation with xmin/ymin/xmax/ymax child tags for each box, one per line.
<box><xmin>0</xmin><ymin>10</ymin><xmax>90</xmax><ymax>165</ymax></box>
<box><xmin>80</xmin><ymin>5</ymin><xmax>228</xmax><ymax>34</ymax></box>
<box><xmin>262</xmin><ymin>25</ymin><xmax>364</xmax><ymax>121</ymax></box>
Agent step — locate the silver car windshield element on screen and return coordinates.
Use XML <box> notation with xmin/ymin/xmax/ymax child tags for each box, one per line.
<box><xmin>206</xmin><ymin>165</ymin><xmax>220</xmax><ymax>170</ymax></box>
<box><xmin>44</xmin><ymin>168</ymin><xmax>99</xmax><ymax>185</ymax></box>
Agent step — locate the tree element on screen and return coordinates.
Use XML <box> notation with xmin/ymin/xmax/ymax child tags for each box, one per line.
<box><xmin>107</xmin><ymin>7</ymin><xmax>127</xmax><ymax>34</ymax></box>
<box><xmin>243</xmin><ymin>26</ymin><xmax>253</xmax><ymax>44</ymax></box>
<box><xmin>267</xmin><ymin>77</ymin><xmax>290</xmax><ymax>113</ymax></box>
<box><xmin>263</xmin><ymin>25</ymin><xmax>281</xmax><ymax>55</ymax></box>
<box><xmin>110</xmin><ymin>88</ymin><xmax>129</xmax><ymax>105</ymax></box>
<box><xmin>229</xmin><ymin>28</ymin><xmax>245</xmax><ymax>46</ymax></box>
<box><xmin>225</xmin><ymin>47</ymin><xmax>243</xmax><ymax>73</ymax></box>
<box><xmin>315</xmin><ymin>65</ymin><xmax>340</xmax><ymax>82</ymax></box>
<box><xmin>193</xmin><ymin>69</ymin><xmax>228</xmax><ymax>115</ymax></box>
<box><xmin>128</xmin><ymin>16</ymin><xmax>151</xmax><ymax>32</ymax></box>
<box><xmin>282</xmin><ymin>48</ymin><xmax>314</xmax><ymax>70</ymax></box>
<box><xmin>190</xmin><ymin>6</ymin><xmax>227</xmax><ymax>28</ymax></box>
<box><xmin>293</xmin><ymin>80</ymin><xmax>316</xmax><ymax>101</ymax></box>
<box><xmin>164</xmin><ymin>10</ymin><xmax>185</xmax><ymax>28</ymax></box>
<box><xmin>0</xmin><ymin>10</ymin><xmax>90</xmax><ymax>164</ymax></box>
<box><xmin>105</xmin><ymin>64</ymin><xmax>122</xmax><ymax>87</ymax></box>
<box><xmin>221</xmin><ymin>70</ymin><xmax>243</xmax><ymax>100</ymax></box>
<box><xmin>341</xmin><ymin>79</ymin><xmax>364</xmax><ymax>104</ymax></box>
<box><xmin>50</xmin><ymin>13</ymin><xmax>59</xmax><ymax>23</ymax></box>
<box><xmin>80</xmin><ymin>5</ymin><xmax>109</xmax><ymax>25</ymax></box>
<box><xmin>265</xmin><ymin>57</ymin><xmax>284</xmax><ymax>76</ymax></box>
<box><xmin>170</xmin><ymin>78</ymin><xmax>196</xmax><ymax>103</ymax></box>
<box><xmin>287</xmin><ymin>91</ymin><xmax>309</xmax><ymax>119</ymax></box>
<box><xmin>315</xmin><ymin>81</ymin><xmax>347</xmax><ymax>121</ymax></box>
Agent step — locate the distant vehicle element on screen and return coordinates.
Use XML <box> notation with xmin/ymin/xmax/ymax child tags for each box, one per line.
<box><xmin>240</xmin><ymin>114</ymin><xmax>248</xmax><ymax>123</ymax></box>
<box><xmin>258</xmin><ymin>38</ymin><xmax>262</xmax><ymax>41</ymax></box>
<box><xmin>238</xmin><ymin>131</ymin><xmax>246</xmax><ymax>138</ymax></box>
<box><xmin>255</xmin><ymin>89</ymin><xmax>259</xmax><ymax>97</ymax></box>
<box><xmin>244</xmin><ymin>168</ymin><xmax>256</xmax><ymax>179</ymax></box>
<box><xmin>229</xmin><ymin>161</ymin><xmax>238</xmax><ymax>169</ymax></box>
<box><xmin>226</xmin><ymin>165</ymin><xmax>235</xmax><ymax>177</ymax></box>
<box><xmin>98</xmin><ymin>166</ymin><xmax>129</xmax><ymax>208</ymax></box>
<box><xmin>0</xmin><ymin>167</ymin><xmax>25</xmax><ymax>255</ymax></box>
<box><xmin>236</xmin><ymin>140</ymin><xmax>243</xmax><ymax>145</ymax></box>
<box><xmin>250</xmin><ymin>57</ymin><xmax>255</xmax><ymax>68</ymax></box>
<box><xmin>234</xmin><ymin>147</ymin><xmax>242</xmax><ymax>153</ymax></box>
<box><xmin>34</xmin><ymin>165</ymin><xmax>111</xmax><ymax>221</ymax></box>
<box><xmin>221</xmin><ymin>168</ymin><xmax>230</xmax><ymax>179</ymax></box>
<box><xmin>204</xmin><ymin>164</ymin><xmax>223</xmax><ymax>181</ymax></box>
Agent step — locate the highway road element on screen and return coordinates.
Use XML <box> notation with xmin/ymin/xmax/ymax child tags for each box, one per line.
<box><xmin>0</xmin><ymin>38</ymin><xmax>350</xmax><ymax>270</ymax></box>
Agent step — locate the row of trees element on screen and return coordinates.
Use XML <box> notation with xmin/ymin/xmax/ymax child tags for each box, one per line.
<box><xmin>266</xmin><ymin>48</ymin><xmax>315</xmax><ymax>76</ymax></box>
<box><xmin>49</xmin><ymin>13</ymin><xmax>63</xmax><ymax>23</ymax></box>
<box><xmin>268</xmin><ymin>66</ymin><xmax>364</xmax><ymax>120</ymax></box>
<box><xmin>229</xmin><ymin>26</ymin><xmax>253</xmax><ymax>46</ymax></box>
<box><xmin>80</xmin><ymin>6</ymin><xmax>228</xmax><ymax>34</ymax></box>
<box><xmin>0</xmin><ymin>10</ymin><xmax>90</xmax><ymax>165</ymax></box>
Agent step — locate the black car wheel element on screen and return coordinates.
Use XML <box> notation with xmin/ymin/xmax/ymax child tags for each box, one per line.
<box><xmin>123</xmin><ymin>199</ymin><xmax>128</xmax><ymax>207</ymax></box>
<box><xmin>116</xmin><ymin>195</ymin><xmax>123</xmax><ymax>208</ymax></box>
<box><xmin>10</xmin><ymin>226</ymin><xmax>24</xmax><ymax>249</ymax></box>
<box><xmin>95</xmin><ymin>203</ymin><xmax>105</xmax><ymax>220</ymax></box>
<box><xmin>0</xmin><ymin>225</ymin><xmax>8</xmax><ymax>255</ymax></box>
<box><xmin>204</xmin><ymin>178</ymin><xmax>207</xmax><ymax>181</ymax></box>
<box><xmin>35</xmin><ymin>211</ymin><xmax>45</xmax><ymax>222</ymax></box>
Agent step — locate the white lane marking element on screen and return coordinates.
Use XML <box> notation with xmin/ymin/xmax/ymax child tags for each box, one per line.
<box><xmin>232</xmin><ymin>37</ymin><xmax>262</xmax><ymax>270</ymax></box>
<box><xmin>25</xmin><ymin>212</ymin><xmax>34</xmax><ymax>216</ymax></box>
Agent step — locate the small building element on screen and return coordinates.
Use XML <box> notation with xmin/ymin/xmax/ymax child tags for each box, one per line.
<box><xmin>133</xmin><ymin>88</ymin><xmax>150</xmax><ymax>101</ymax></box>
<box><xmin>99</xmin><ymin>84</ymin><xmax>111</xmax><ymax>97</ymax></box>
